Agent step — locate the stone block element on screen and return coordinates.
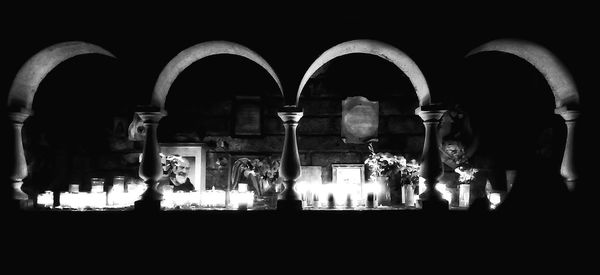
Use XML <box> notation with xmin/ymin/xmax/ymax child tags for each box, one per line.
<box><xmin>386</xmin><ymin>115</ymin><xmax>424</xmax><ymax>134</ymax></box>
<box><xmin>206</xmin><ymin>168</ymin><xmax>229</xmax><ymax>190</ymax></box>
<box><xmin>311</xmin><ymin>152</ymin><xmax>363</xmax><ymax>167</ymax></box>
<box><xmin>196</xmin><ymin>100</ymin><xmax>232</xmax><ymax>116</ymax></box>
<box><xmin>376</xmin><ymin>135</ymin><xmax>424</xmax><ymax>160</ymax></box>
<box><xmin>297</xmin><ymin>117</ymin><xmax>340</xmax><ymax>135</ymax></box>
<box><xmin>263</xmin><ymin>116</ymin><xmax>284</xmax><ymax>135</ymax></box>
<box><xmin>109</xmin><ymin>138</ymin><xmax>134</xmax><ymax>152</ymax></box>
<box><xmin>227</xmin><ymin>136</ymin><xmax>284</xmax><ymax>152</ymax></box>
<box><xmin>298</xmin><ymin>136</ymin><xmax>369</xmax><ymax>151</ymax></box>
<box><xmin>380</xmin><ymin>98</ymin><xmax>419</xmax><ymax>116</ymax></box>
<box><xmin>299</xmin><ymin>153</ymin><xmax>311</xmax><ymax>166</ymax></box>
<box><xmin>299</xmin><ymin>98</ymin><xmax>341</xmax><ymax>116</ymax></box>
<box><xmin>202</xmin><ymin>117</ymin><xmax>231</xmax><ymax>136</ymax></box>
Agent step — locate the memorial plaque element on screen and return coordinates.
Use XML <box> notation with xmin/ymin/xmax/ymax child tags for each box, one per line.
<box><xmin>234</xmin><ymin>96</ymin><xmax>261</xmax><ymax>136</ymax></box>
<box><xmin>341</xmin><ymin>96</ymin><xmax>379</xmax><ymax>144</ymax></box>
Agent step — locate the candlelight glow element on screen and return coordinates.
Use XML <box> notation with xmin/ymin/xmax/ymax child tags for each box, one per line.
<box><xmin>37</xmin><ymin>191</ymin><xmax>54</xmax><ymax>207</ymax></box>
<box><xmin>435</xmin><ymin>183</ymin><xmax>453</xmax><ymax>204</ymax></box>
<box><xmin>418</xmin><ymin>177</ymin><xmax>426</xmax><ymax>195</ymax></box>
<box><xmin>488</xmin><ymin>192</ymin><xmax>501</xmax><ymax>209</ymax></box>
<box><xmin>459</xmin><ymin>184</ymin><xmax>470</xmax><ymax>208</ymax></box>
<box><xmin>317</xmin><ymin>183</ymin><xmax>362</xmax><ymax>208</ymax></box>
<box><xmin>229</xmin><ymin>190</ymin><xmax>254</xmax><ymax>209</ymax></box>
<box><xmin>59</xmin><ymin>192</ymin><xmax>106</xmax><ymax>209</ymax></box>
<box><xmin>200</xmin><ymin>187</ymin><xmax>227</xmax><ymax>208</ymax></box>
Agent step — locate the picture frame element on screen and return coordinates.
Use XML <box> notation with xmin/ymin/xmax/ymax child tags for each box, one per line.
<box><xmin>160</xmin><ymin>143</ymin><xmax>207</xmax><ymax>191</ymax></box>
<box><xmin>331</xmin><ymin>164</ymin><xmax>365</xmax><ymax>185</ymax></box>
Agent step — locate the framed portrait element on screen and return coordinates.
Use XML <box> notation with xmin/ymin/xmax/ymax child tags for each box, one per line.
<box><xmin>160</xmin><ymin>143</ymin><xmax>207</xmax><ymax>191</ymax></box>
<box><xmin>331</xmin><ymin>164</ymin><xmax>365</xmax><ymax>185</ymax></box>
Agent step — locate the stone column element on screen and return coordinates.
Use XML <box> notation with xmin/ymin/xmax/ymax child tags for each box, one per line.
<box><xmin>277</xmin><ymin>106</ymin><xmax>303</xmax><ymax>211</ymax></box>
<box><xmin>8</xmin><ymin>110</ymin><xmax>32</xmax><ymax>209</ymax></box>
<box><xmin>134</xmin><ymin>109</ymin><xmax>166</xmax><ymax>212</ymax></box>
<box><xmin>416</xmin><ymin>105</ymin><xmax>448</xmax><ymax>210</ymax></box>
<box><xmin>555</xmin><ymin>109</ymin><xmax>580</xmax><ymax>192</ymax></box>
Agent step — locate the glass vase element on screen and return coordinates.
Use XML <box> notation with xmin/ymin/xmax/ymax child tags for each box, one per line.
<box><xmin>402</xmin><ymin>184</ymin><xmax>415</xmax><ymax>207</ymax></box>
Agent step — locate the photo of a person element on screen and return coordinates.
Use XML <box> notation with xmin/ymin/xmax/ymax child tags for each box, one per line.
<box><xmin>157</xmin><ymin>154</ymin><xmax>195</xmax><ymax>193</ymax></box>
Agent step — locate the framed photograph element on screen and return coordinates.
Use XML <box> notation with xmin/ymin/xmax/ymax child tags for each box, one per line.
<box><xmin>160</xmin><ymin>143</ymin><xmax>207</xmax><ymax>191</ymax></box>
<box><xmin>331</xmin><ymin>164</ymin><xmax>365</xmax><ymax>185</ymax></box>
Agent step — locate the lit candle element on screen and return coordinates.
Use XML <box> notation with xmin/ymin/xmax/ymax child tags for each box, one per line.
<box><xmin>91</xmin><ymin>178</ymin><xmax>104</xmax><ymax>193</ymax></box>
<box><xmin>402</xmin><ymin>185</ymin><xmax>415</xmax><ymax>207</ymax></box>
<box><xmin>69</xmin><ymin>184</ymin><xmax>79</xmax><ymax>193</ymax></box>
<box><xmin>459</xmin><ymin>184</ymin><xmax>470</xmax><ymax>208</ymax></box>
<box><xmin>488</xmin><ymin>192</ymin><xmax>501</xmax><ymax>209</ymax></box>
<box><xmin>37</xmin><ymin>191</ymin><xmax>54</xmax><ymax>208</ymax></box>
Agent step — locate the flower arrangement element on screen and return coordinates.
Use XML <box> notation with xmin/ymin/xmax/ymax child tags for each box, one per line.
<box><xmin>455</xmin><ymin>166</ymin><xmax>478</xmax><ymax>184</ymax></box>
<box><xmin>402</xmin><ymin>159</ymin><xmax>421</xmax><ymax>186</ymax></box>
<box><xmin>364</xmin><ymin>143</ymin><xmax>419</xmax><ymax>185</ymax></box>
<box><xmin>442</xmin><ymin>141</ymin><xmax>478</xmax><ymax>184</ymax></box>
<box><xmin>441</xmin><ymin>140</ymin><xmax>468</xmax><ymax>167</ymax></box>
<box><xmin>249</xmin><ymin>156</ymin><xmax>280</xmax><ymax>184</ymax></box>
<box><xmin>364</xmin><ymin>143</ymin><xmax>406</xmax><ymax>179</ymax></box>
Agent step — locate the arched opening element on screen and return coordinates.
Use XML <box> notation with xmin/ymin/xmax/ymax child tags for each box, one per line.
<box><xmin>296</xmin><ymin>39</ymin><xmax>430</xmax><ymax>106</ymax></box>
<box><xmin>5</xmin><ymin>41</ymin><xmax>116</xmax><ymax>207</ymax></box>
<box><xmin>22</xmin><ymin>54</ymin><xmax>126</xmax><ymax>197</ymax></box>
<box><xmin>137</xmin><ymin>41</ymin><xmax>284</xmax><ymax>209</ymax></box>
<box><xmin>462</xmin><ymin>50</ymin><xmax>570</xmax><ymax>211</ymax></box>
<box><xmin>297</xmin><ymin>53</ymin><xmax>422</xmax><ymax>206</ymax></box>
<box><xmin>287</xmin><ymin>40</ymin><xmax>439</xmax><ymax>209</ymax></box>
<box><xmin>160</xmin><ymin>54</ymin><xmax>283</xmax><ymax>194</ymax></box>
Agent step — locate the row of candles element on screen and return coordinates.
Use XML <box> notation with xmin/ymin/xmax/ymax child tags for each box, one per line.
<box><xmin>295</xmin><ymin>178</ymin><xmax>503</xmax><ymax>209</ymax></box>
<box><xmin>37</xmin><ymin>177</ymin><xmax>148</xmax><ymax>209</ymax></box>
<box><xmin>37</xmin><ymin>177</ymin><xmax>503</xmax><ymax>210</ymax></box>
<box><xmin>161</xmin><ymin>184</ymin><xmax>255</xmax><ymax>209</ymax></box>
<box><xmin>37</xmin><ymin>178</ymin><xmax>257</xmax><ymax>210</ymax></box>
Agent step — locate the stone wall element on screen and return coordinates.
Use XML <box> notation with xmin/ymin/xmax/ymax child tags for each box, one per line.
<box><xmin>155</xmin><ymin>78</ymin><xmax>424</xmax><ymax>190</ymax></box>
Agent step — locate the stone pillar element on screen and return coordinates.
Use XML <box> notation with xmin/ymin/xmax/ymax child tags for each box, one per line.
<box><xmin>134</xmin><ymin>109</ymin><xmax>166</xmax><ymax>212</ymax></box>
<box><xmin>416</xmin><ymin>105</ymin><xmax>448</xmax><ymax>210</ymax></box>
<box><xmin>8</xmin><ymin>110</ymin><xmax>32</xmax><ymax>209</ymax></box>
<box><xmin>277</xmin><ymin>106</ymin><xmax>303</xmax><ymax>211</ymax></box>
<box><xmin>555</xmin><ymin>109</ymin><xmax>580</xmax><ymax>192</ymax></box>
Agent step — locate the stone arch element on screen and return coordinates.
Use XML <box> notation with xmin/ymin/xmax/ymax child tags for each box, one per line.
<box><xmin>8</xmin><ymin>41</ymin><xmax>116</xmax><ymax>111</ymax></box>
<box><xmin>7</xmin><ymin>41</ymin><xmax>115</xmax><ymax>206</ymax></box>
<box><xmin>467</xmin><ymin>38</ymin><xmax>582</xmax><ymax>196</ymax></box>
<box><xmin>296</xmin><ymin>39</ymin><xmax>431</xmax><ymax>106</ymax></box>
<box><xmin>467</xmin><ymin>39</ymin><xmax>579</xmax><ymax>110</ymax></box>
<box><xmin>151</xmin><ymin>41</ymin><xmax>283</xmax><ymax>110</ymax></box>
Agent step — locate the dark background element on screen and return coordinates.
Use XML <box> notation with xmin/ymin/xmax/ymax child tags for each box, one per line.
<box><xmin>1</xmin><ymin>2</ymin><xmax>596</xmax><ymax>261</ymax></box>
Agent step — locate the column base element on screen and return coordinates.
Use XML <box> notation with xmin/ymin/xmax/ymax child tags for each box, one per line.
<box><xmin>134</xmin><ymin>199</ymin><xmax>161</xmax><ymax>212</ymax></box>
<box><xmin>421</xmin><ymin>199</ymin><xmax>449</xmax><ymax>211</ymax></box>
<box><xmin>277</xmin><ymin>199</ymin><xmax>302</xmax><ymax>211</ymax></box>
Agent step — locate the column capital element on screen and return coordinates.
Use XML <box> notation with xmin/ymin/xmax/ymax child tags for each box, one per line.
<box><xmin>8</xmin><ymin>110</ymin><xmax>31</xmax><ymax>124</ymax></box>
<box><xmin>278</xmin><ymin>105</ymin><xmax>303</xmax><ymax>123</ymax></box>
<box><xmin>416</xmin><ymin>105</ymin><xmax>446</xmax><ymax>121</ymax></box>
<box><xmin>136</xmin><ymin>110</ymin><xmax>167</xmax><ymax>123</ymax></box>
<box><xmin>554</xmin><ymin>108</ymin><xmax>580</xmax><ymax>121</ymax></box>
